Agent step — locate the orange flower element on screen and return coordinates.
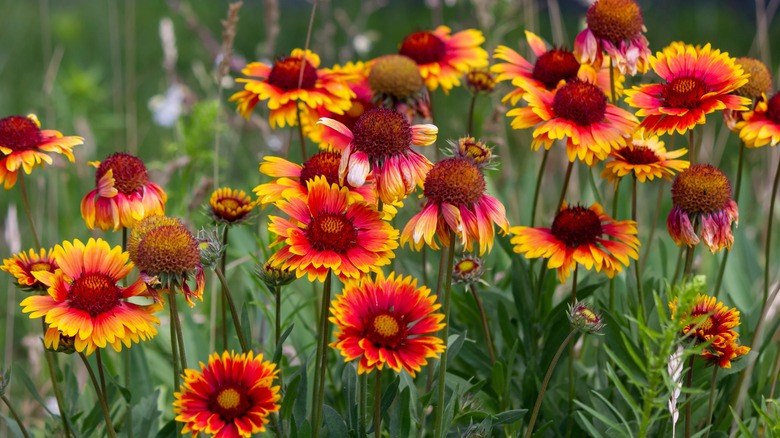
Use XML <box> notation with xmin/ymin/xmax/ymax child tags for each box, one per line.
<box><xmin>510</xmin><ymin>203</ymin><xmax>639</xmax><ymax>283</ymax></box>
<box><xmin>625</xmin><ymin>42</ymin><xmax>750</xmax><ymax>136</ymax></box>
<box><xmin>230</xmin><ymin>49</ymin><xmax>355</xmax><ymax>128</ymax></box>
<box><xmin>209</xmin><ymin>187</ymin><xmax>256</xmax><ymax>225</ymax></box>
<box><xmin>19</xmin><ymin>238</ymin><xmax>160</xmax><ymax>355</ymax></box>
<box><xmin>0</xmin><ymin>114</ymin><xmax>82</xmax><ymax>189</ymax></box>
<box><xmin>267</xmin><ymin>176</ymin><xmax>398</xmax><ymax>282</ymax></box>
<box><xmin>329</xmin><ymin>271</ymin><xmax>445</xmax><ymax>376</ymax></box>
<box><xmin>81</xmin><ymin>153</ymin><xmax>167</xmax><ymax>231</ymax></box>
<box><xmin>737</xmin><ymin>92</ymin><xmax>780</xmax><ymax>148</ymax></box>
<box><xmin>601</xmin><ymin>128</ymin><xmax>689</xmax><ymax>183</ymax></box>
<box><xmin>399</xmin><ymin>26</ymin><xmax>488</xmax><ymax>93</ymax></box>
<box><xmin>174</xmin><ymin>351</ymin><xmax>280</xmax><ymax>437</ymax></box>
<box><xmin>1</xmin><ymin>247</ymin><xmax>57</xmax><ymax>291</ymax></box>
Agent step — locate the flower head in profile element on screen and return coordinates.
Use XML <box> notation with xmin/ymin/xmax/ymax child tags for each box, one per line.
<box><xmin>669</xmin><ymin>293</ymin><xmax>750</xmax><ymax>368</ymax></box>
<box><xmin>318</xmin><ymin>107</ymin><xmax>437</xmax><ymax>204</ymax></box>
<box><xmin>267</xmin><ymin>176</ymin><xmax>398</xmax><ymax>282</ymax></box>
<box><xmin>601</xmin><ymin>127</ymin><xmax>689</xmax><ymax>184</ymax></box>
<box><xmin>2</xmin><ymin>247</ymin><xmax>57</xmax><ymax>292</ymax></box>
<box><xmin>737</xmin><ymin>91</ymin><xmax>780</xmax><ymax>148</ymax></box>
<box><xmin>401</xmin><ymin>151</ymin><xmax>509</xmax><ymax>255</ymax></box>
<box><xmin>128</xmin><ymin>215</ymin><xmax>205</xmax><ymax>307</ymax></box>
<box><xmin>209</xmin><ymin>187</ymin><xmax>256</xmax><ymax>225</ymax></box>
<box><xmin>398</xmin><ymin>26</ymin><xmax>488</xmax><ymax>94</ymax></box>
<box><xmin>368</xmin><ymin>55</ymin><xmax>427</xmax><ymax>115</ymax></box>
<box><xmin>0</xmin><ymin>114</ymin><xmax>83</xmax><ymax>189</ymax></box>
<box><xmin>230</xmin><ymin>49</ymin><xmax>355</xmax><ymax>128</ymax></box>
<box><xmin>465</xmin><ymin>68</ymin><xmax>496</xmax><ymax>95</ymax></box>
<box><xmin>453</xmin><ymin>255</ymin><xmax>486</xmax><ymax>286</ymax></box>
<box><xmin>174</xmin><ymin>351</ymin><xmax>280</xmax><ymax>437</ymax></box>
<box><xmin>668</xmin><ymin>164</ymin><xmax>738</xmax><ymax>253</ymax></box>
<box><xmin>19</xmin><ymin>238</ymin><xmax>160</xmax><ymax>356</ymax></box>
<box><xmin>625</xmin><ymin>42</ymin><xmax>750</xmax><ymax>136</ymax></box>
<box><xmin>255</xmin><ymin>261</ymin><xmax>296</xmax><ymax>289</ymax></box>
<box><xmin>724</xmin><ymin>57</ymin><xmax>773</xmax><ymax>132</ymax></box>
<box><xmin>574</xmin><ymin>0</ymin><xmax>651</xmax><ymax>75</ymax></box>
<box><xmin>329</xmin><ymin>271</ymin><xmax>445</xmax><ymax>376</ymax></box>
<box><xmin>81</xmin><ymin>153</ymin><xmax>167</xmax><ymax>231</ymax></box>
<box><xmin>568</xmin><ymin>300</ymin><xmax>605</xmax><ymax>334</ymax></box>
<box><xmin>511</xmin><ymin>202</ymin><xmax>639</xmax><ymax>283</ymax></box>
<box><xmin>508</xmin><ymin>78</ymin><xmax>637</xmax><ymax>165</ymax></box>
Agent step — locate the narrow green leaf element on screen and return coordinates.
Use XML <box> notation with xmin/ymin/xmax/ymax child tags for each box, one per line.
<box><xmin>273</xmin><ymin>323</ymin><xmax>295</xmax><ymax>365</ymax></box>
<box><xmin>493</xmin><ymin>409</ymin><xmax>527</xmax><ymax>425</ymax></box>
<box><xmin>322</xmin><ymin>405</ymin><xmax>348</xmax><ymax>437</ymax></box>
<box><xmin>240</xmin><ymin>302</ymin><xmax>251</xmax><ymax>352</ymax></box>
<box><xmin>12</xmin><ymin>364</ymin><xmax>54</xmax><ymax>416</ymax></box>
<box><xmin>131</xmin><ymin>389</ymin><xmax>161</xmax><ymax>438</ymax></box>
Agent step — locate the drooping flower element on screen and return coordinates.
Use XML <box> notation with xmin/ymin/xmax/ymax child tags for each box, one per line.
<box><xmin>128</xmin><ymin>215</ymin><xmax>205</xmax><ymax>307</ymax></box>
<box><xmin>329</xmin><ymin>271</ymin><xmax>445</xmax><ymax>376</ymax></box>
<box><xmin>399</xmin><ymin>26</ymin><xmax>488</xmax><ymax>93</ymax></box>
<box><xmin>625</xmin><ymin>42</ymin><xmax>750</xmax><ymax>136</ymax></box>
<box><xmin>511</xmin><ymin>202</ymin><xmax>640</xmax><ymax>283</ymax></box>
<box><xmin>81</xmin><ymin>153</ymin><xmax>167</xmax><ymax>231</ymax></box>
<box><xmin>667</xmin><ymin>164</ymin><xmax>738</xmax><ymax>253</ymax></box>
<box><xmin>669</xmin><ymin>293</ymin><xmax>750</xmax><ymax>369</ymax></box>
<box><xmin>173</xmin><ymin>351</ymin><xmax>280</xmax><ymax>437</ymax></box>
<box><xmin>574</xmin><ymin>0</ymin><xmax>651</xmax><ymax>76</ymax></box>
<box><xmin>209</xmin><ymin>187</ymin><xmax>256</xmax><ymax>225</ymax></box>
<box><xmin>19</xmin><ymin>238</ymin><xmax>160</xmax><ymax>356</ymax></box>
<box><xmin>230</xmin><ymin>49</ymin><xmax>355</xmax><ymax>128</ymax></box>
<box><xmin>0</xmin><ymin>114</ymin><xmax>83</xmax><ymax>189</ymax></box>
<box><xmin>508</xmin><ymin>78</ymin><xmax>637</xmax><ymax>165</ymax></box>
<box><xmin>1</xmin><ymin>247</ymin><xmax>57</xmax><ymax>292</ymax></box>
<box><xmin>737</xmin><ymin>92</ymin><xmax>780</xmax><ymax>148</ymax></box>
<box><xmin>267</xmin><ymin>176</ymin><xmax>398</xmax><ymax>282</ymax></box>
<box><xmin>318</xmin><ymin>107</ymin><xmax>437</xmax><ymax>204</ymax></box>
<box><xmin>601</xmin><ymin>127</ymin><xmax>689</xmax><ymax>183</ymax></box>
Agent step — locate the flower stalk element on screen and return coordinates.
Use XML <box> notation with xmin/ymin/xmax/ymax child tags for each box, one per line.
<box><xmin>433</xmin><ymin>230</ymin><xmax>457</xmax><ymax>438</ymax></box>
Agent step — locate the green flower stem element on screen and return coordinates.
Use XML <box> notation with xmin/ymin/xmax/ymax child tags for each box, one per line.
<box><xmin>685</xmin><ymin>355</ymin><xmax>695</xmax><ymax>438</ymax></box>
<box><xmin>672</xmin><ymin>246</ymin><xmax>686</xmax><ymax>285</ymax></box>
<box><xmin>608</xmin><ymin>57</ymin><xmax>617</xmax><ymax>104</ymax></box>
<box><xmin>374</xmin><ymin>369</ymin><xmax>382</xmax><ymax>436</ymax></box>
<box><xmin>214</xmin><ymin>267</ymin><xmax>249</xmax><ymax>353</ymax></box>
<box><xmin>220</xmin><ymin>227</ymin><xmax>229</xmax><ymax>350</ymax></box>
<box><xmin>95</xmin><ymin>349</ymin><xmax>109</xmax><ymax>403</ymax></box>
<box><xmin>121</xmin><ymin>228</ymin><xmax>133</xmax><ymax>438</ymax></box>
<box><xmin>426</xmin><ymin>241</ymin><xmax>450</xmax><ymax>395</ymax></box>
<box><xmin>1</xmin><ymin>394</ymin><xmax>29</xmax><ymax>438</ymax></box>
<box><xmin>79</xmin><ymin>352</ymin><xmax>117</xmax><ymax>438</ymax></box>
<box><xmin>358</xmin><ymin>373</ymin><xmax>368</xmax><ymax>437</ymax></box>
<box><xmin>468</xmin><ymin>284</ymin><xmax>495</xmax><ymax>364</ymax></box>
<box><xmin>530</xmin><ymin>148</ymin><xmax>551</xmax><ymax>228</ymax></box>
<box><xmin>683</xmin><ymin>244</ymin><xmax>695</xmax><ymax>279</ymax></box>
<box><xmin>433</xmin><ymin>231</ymin><xmax>457</xmax><ymax>438</ymax></box>
<box><xmin>467</xmin><ymin>93</ymin><xmax>477</xmax><ymax>136</ymax></box>
<box><xmin>703</xmin><ymin>366</ymin><xmax>718</xmax><ymax>438</ymax></box>
<box><xmin>632</xmin><ymin>176</ymin><xmax>645</xmax><ymax>314</ymax></box>
<box><xmin>714</xmin><ymin>141</ymin><xmax>745</xmax><ymax>297</ymax></box>
<box><xmin>762</xmin><ymin>153</ymin><xmax>780</xmax><ymax>309</ymax></box>
<box><xmin>640</xmin><ymin>180</ymin><xmax>665</xmax><ymax>270</ymax></box>
<box><xmin>311</xmin><ymin>269</ymin><xmax>332</xmax><ymax>438</ymax></box>
<box><xmin>557</xmin><ymin>161</ymin><xmax>575</xmax><ymax>212</ymax></box>
<box><xmin>18</xmin><ymin>174</ymin><xmax>41</xmax><ymax>250</ymax></box>
<box><xmin>296</xmin><ymin>103</ymin><xmax>307</xmax><ymax>161</ymax></box>
<box><xmin>566</xmin><ymin>267</ymin><xmax>579</xmax><ymax>438</ymax></box>
<box><xmin>609</xmin><ymin>178</ymin><xmax>622</xmax><ymax>310</ymax></box>
<box><xmin>168</xmin><ymin>289</ymin><xmax>188</xmax><ymax>370</ymax></box>
<box><xmin>274</xmin><ymin>285</ymin><xmax>282</xmax><ymax>350</ymax></box>
<box><xmin>525</xmin><ymin>329</ymin><xmax>577</xmax><ymax>438</ymax></box>
<box><xmin>42</xmin><ymin>325</ymin><xmax>71</xmax><ymax>437</ymax></box>
<box><xmin>167</xmin><ymin>291</ymin><xmax>182</xmax><ymax>437</ymax></box>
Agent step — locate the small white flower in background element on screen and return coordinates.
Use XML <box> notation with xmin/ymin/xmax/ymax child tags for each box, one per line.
<box><xmin>668</xmin><ymin>344</ymin><xmax>684</xmax><ymax>438</ymax></box>
<box><xmin>352</xmin><ymin>33</ymin><xmax>373</xmax><ymax>56</ymax></box>
<box><xmin>267</xmin><ymin>135</ymin><xmax>284</xmax><ymax>152</ymax></box>
<box><xmin>149</xmin><ymin>83</ymin><xmax>185</xmax><ymax>127</ymax></box>
<box><xmin>4</xmin><ymin>204</ymin><xmax>20</xmax><ymax>254</ymax></box>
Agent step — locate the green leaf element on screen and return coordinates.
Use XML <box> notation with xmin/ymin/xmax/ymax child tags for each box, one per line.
<box><xmin>274</xmin><ymin>323</ymin><xmax>295</xmax><ymax>365</ymax></box>
<box><xmin>341</xmin><ymin>363</ymin><xmax>357</xmax><ymax>431</ymax></box>
<box><xmin>323</xmin><ymin>405</ymin><xmax>348</xmax><ymax>437</ymax></box>
<box><xmin>155</xmin><ymin>419</ymin><xmax>176</xmax><ymax>437</ymax></box>
<box><xmin>131</xmin><ymin>389</ymin><xmax>161</xmax><ymax>438</ymax></box>
<box><xmin>0</xmin><ymin>412</ymin><xmax>25</xmax><ymax>438</ymax></box>
<box><xmin>379</xmin><ymin>375</ymin><xmax>399</xmax><ymax>417</ymax></box>
<box><xmin>240</xmin><ymin>302</ymin><xmax>252</xmax><ymax>352</ymax></box>
<box><xmin>491</xmin><ymin>361</ymin><xmax>506</xmax><ymax>397</ymax></box>
<box><xmin>12</xmin><ymin>363</ymin><xmax>55</xmax><ymax>416</ymax></box>
<box><xmin>493</xmin><ymin>409</ymin><xmax>527</xmax><ymax>425</ymax></box>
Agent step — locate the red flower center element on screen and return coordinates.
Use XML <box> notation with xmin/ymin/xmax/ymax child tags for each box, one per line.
<box><xmin>423</xmin><ymin>157</ymin><xmax>486</xmax><ymax>208</ymax></box>
<box><xmin>267</xmin><ymin>56</ymin><xmax>318</xmax><ymax>92</ymax></box>
<box><xmin>351</xmin><ymin>108</ymin><xmax>412</xmax><ymax>160</ymax></box>
<box><xmin>552</xmin><ymin>80</ymin><xmax>607</xmax><ymax>126</ymax></box>
<box><xmin>532</xmin><ymin>49</ymin><xmax>581</xmax><ymax>90</ymax></box>
<box><xmin>663</xmin><ymin>77</ymin><xmax>707</xmax><ymax>109</ymax></box>
<box><xmin>210</xmin><ymin>384</ymin><xmax>250</xmax><ymax>421</ymax></box>
<box><xmin>136</xmin><ymin>224</ymin><xmax>201</xmax><ymax>273</ymax></box>
<box><xmin>299</xmin><ymin>151</ymin><xmax>344</xmax><ymax>187</ymax></box>
<box><xmin>618</xmin><ymin>145</ymin><xmax>659</xmax><ymax>165</ymax></box>
<box><xmin>765</xmin><ymin>92</ymin><xmax>780</xmax><ymax>125</ymax></box>
<box><xmin>96</xmin><ymin>153</ymin><xmax>151</xmax><ymax>195</ymax></box>
<box><xmin>671</xmin><ymin>164</ymin><xmax>732</xmax><ymax>214</ymax></box>
<box><xmin>367</xmin><ymin>312</ymin><xmax>406</xmax><ymax>348</ymax></box>
<box><xmin>586</xmin><ymin>0</ymin><xmax>644</xmax><ymax>43</ymax></box>
<box><xmin>69</xmin><ymin>273</ymin><xmax>122</xmax><ymax>318</ymax></box>
<box><xmin>0</xmin><ymin>116</ymin><xmax>43</xmax><ymax>152</ymax></box>
<box><xmin>399</xmin><ymin>31</ymin><xmax>446</xmax><ymax>65</ymax></box>
<box><xmin>550</xmin><ymin>206</ymin><xmax>604</xmax><ymax>248</ymax></box>
<box><xmin>305</xmin><ymin>213</ymin><xmax>357</xmax><ymax>253</ymax></box>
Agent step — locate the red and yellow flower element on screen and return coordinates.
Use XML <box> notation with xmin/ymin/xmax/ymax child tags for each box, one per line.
<box><xmin>511</xmin><ymin>203</ymin><xmax>639</xmax><ymax>283</ymax></box>
<box><xmin>318</xmin><ymin>107</ymin><xmax>437</xmax><ymax>204</ymax></box>
<box><xmin>230</xmin><ymin>49</ymin><xmax>355</xmax><ymax>128</ymax></box>
<box><xmin>209</xmin><ymin>187</ymin><xmax>256</xmax><ymax>225</ymax></box>
<box><xmin>329</xmin><ymin>271</ymin><xmax>445</xmax><ymax>376</ymax></box>
<box><xmin>399</xmin><ymin>26</ymin><xmax>488</xmax><ymax>93</ymax></box>
<box><xmin>1</xmin><ymin>247</ymin><xmax>57</xmax><ymax>291</ymax></box>
<box><xmin>625</xmin><ymin>42</ymin><xmax>750</xmax><ymax>136</ymax></box>
<box><xmin>737</xmin><ymin>92</ymin><xmax>780</xmax><ymax>148</ymax></box>
<box><xmin>601</xmin><ymin>127</ymin><xmax>689</xmax><ymax>183</ymax></box>
<box><xmin>81</xmin><ymin>153</ymin><xmax>167</xmax><ymax>231</ymax></box>
<box><xmin>267</xmin><ymin>176</ymin><xmax>398</xmax><ymax>282</ymax></box>
<box><xmin>19</xmin><ymin>238</ymin><xmax>160</xmax><ymax>355</ymax></box>
<box><xmin>0</xmin><ymin>114</ymin><xmax>83</xmax><ymax>189</ymax></box>
<box><xmin>174</xmin><ymin>351</ymin><xmax>280</xmax><ymax>437</ymax></box>
<box><xmin>508</xmin><ymin>78</ymin><xmax>637</xmax><ymax>165</ymax></box>
<box><xmin>668</xmin><ymin>164</ymin><xmax>738</xmax><ymax>253</ymax></box>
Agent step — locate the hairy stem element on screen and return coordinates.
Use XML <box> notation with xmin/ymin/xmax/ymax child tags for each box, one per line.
<box><xmin>79</xmin><ymin>353</ymin><xmax>117</xmax><ymax>438</ymax></box>
<box><xmin>215</xmin><ymin>267</ymin><xmax>249</xmax><ymax>353</ymax></box>
<box><xmin>311</xmin><ymin>270</ymin><xmax>332</xmax><ymax>438</ymax></box>
<box><xmin>1</xmin><ymin>394</ymin><xmax>30</xmax><ymax>438</ymax></box>
<box><xmin>433</xmin><ymin>231</ymin><xmax>457</xmax><ymax>438</ymax></box>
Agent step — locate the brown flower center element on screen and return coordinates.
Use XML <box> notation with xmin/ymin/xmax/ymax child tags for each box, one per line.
<box><xmin>0</xmin><ymin>116</ymin><xmax>43</xmax><ymax>152</ymax></box>
<box><xmin>305</xmin><ymin>213</ymin><xmax>357</xmax><ymax>253</ymax></box>
<box><xmin>618</xmin><ymin>145</ymin><xmax>660</xmax><ymax>165</ymax></box>
<box><xmin>552</xmin><ymin>80</ymin><xmax>607</xmax><ymax>126</ymax></box>
<box><xmin>663</xmin><ymin>77</ymin><xmax>707</xmax><ymax>109</ymax></box>
<box><xmin>369</xmin><ymin>55</ymin><xmax>424</xmax><ymax>99</ymax></box>
<box><xmin>532</xmin><ymin>49</ymin><xmax>581</xmax><ymax>90</ymax></box>
<box><xmin>399</xmin><ymin>31</ymin><xmax>446</xmax><ymax>65</ymax></box>
<box><xmin>96</xmin><ymin>153</ymin><xmax>150</xmax><ymax>195</ymax></box>
<box><xmin>765</xmin><ymin>92</ymin><xmax>780</xmax><ymax>125</ymax></box>
<box><xmin>267</xmin><ymin>57</ymin><xmax>318</xmax><ymax>91</ymax></box>
<box><xmin>671</xmin><ymin>164</ymin><xmax>732</xmax><ymax>214</ymax></box>
<box><xmin>210</xmin><ymin>385</ymin><xmax>250</xmax><ymax>421</ymax></box>
<box><xmin>367</xmin><ymin>312</ymin><xmax>406</xmax><ymax>348</ymax></box>
<box><xmin>423</xmin><ymin>157</ymin><xmax>486</xmax><ymax>208</ymax></box>
<box><xmin>550</xmin><ymin>206</ymin><xmax>604</xmax><ymax>248</ymax></box>
<box><xmin>586</xmin><ymin>0</ymin><xmax>644</xmax><ymax>43</ymax></box>
<box><xmin>351</xmin><ymin>108</ymin><xmax>412</xmax><ymax>159</ymax></box>
<box><xmin>299</xmin><ymin>151</ymin><xmax>343</xmax><ymax>187</ymax></box>
<box><xmin>735</xmin><ymin>57</ymin><xmax>772</xmax><ymax>99</ymax></box>
<box><xmin>135</xmin><ymin>224</ymin><xmax>201</xmax><ymax>273</ymax></box>
<box><xmin>69</xmin><ymin>273</ymin><xmax>122</xmax><ymax>318</ymax></box>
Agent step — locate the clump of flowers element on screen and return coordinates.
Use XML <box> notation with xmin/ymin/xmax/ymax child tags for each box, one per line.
<box><xmin>601</xmin><ymin>127</ymin><xmax>689</xmax><ymax>183</ymax></box>
<box><xmin>1</xmin><ymin>247</ymin><xmax>57</xmax><ymax>292</ymax></box>
<box><xmin>209</xmin><ymin>187</ymin><xmax>256</xmax><ymax>225</ymax></box>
